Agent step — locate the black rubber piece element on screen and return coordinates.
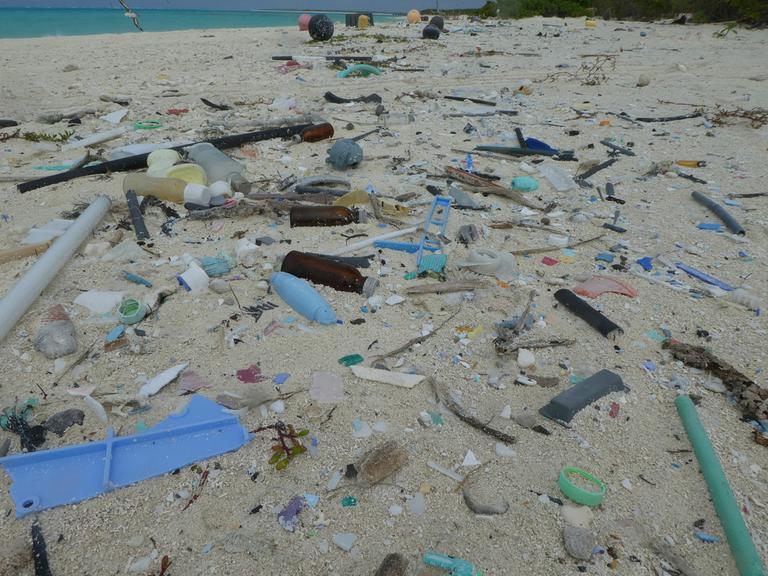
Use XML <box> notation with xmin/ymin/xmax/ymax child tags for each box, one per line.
<box><xmin>429</xmin><ymin>15</ymin><xmax>445</xmax><ymax>30</ymax></box>
<box><xmin>324</xmin><ymin>91</ymin><xmax>382</xmax><ymax>104</ymax></box>
<box><xmin>17</xmin><ymin>123</ymin><xmax>313</xmax><ymax>193</ymax></box>
<box><xmin>309</xmin><ymin>14</ymin><xmax>335</xmax><ymax>41</ymax></box>
<box><xmin>31</xmin><ymin>521</ymin><xmax>53</xmax><ymax>576</ymax></box>
<box><xmin>576</xmin><ymin>158</ymin><xmax>618</xmax><ymax>181</ymax></box>
<box><xmin>554</xmin><ymin>289</ymin><xmax>623</xmax><ymax>339</ymax></box>
<box><xmin>602</xmin><ymin>223</ymin><xmax>626</xmax><ymax>233</ymax></box>
<box><xmin>539</xmin><ymin>369</ymin><xmax>628</xmax><ymax>423</ymax></box>
<box><xmin>126</xmin><ymin>190</ymin><xmax>150</xmax><ymax>243</ymax></box>
<box><xmin>691</xmin><ymin>190</ymin><xmax>745</xmax><ymax>235</ymax></box>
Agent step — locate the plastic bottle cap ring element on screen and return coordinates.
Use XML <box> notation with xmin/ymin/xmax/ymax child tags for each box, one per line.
<box><xmin>134</xmin><ymin>120</ymin><xmax>162</xmax><ymax>130</ymax></box>
<box><xmin>118</xmin><ymin>298</ymin><xmax>146</xmax><ymax>325</ymax></box>
<box><xmin>559</xmin><ymin>467</ymin><xmax>605</xmax><ymax>507</ymax></box>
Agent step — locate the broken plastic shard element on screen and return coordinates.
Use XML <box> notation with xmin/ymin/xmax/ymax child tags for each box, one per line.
<box><xmin>73</xmin><ymin>290</ymin><xmax>124</xmax><ymax>314</ymax></box>
<box><xmin>333</xmin><ymin>532</ymin><xmax>358</xmax><ymax>552</ymax></box>
<box><xmin>350</xmin><ymin>365</ymin><xmax>425</xmax><ymax>389</ymax></box>
<box><xmin>573</xmin><ymin>275</ymin><xmax>638</xmax><ymax>299</ymax></box>
<box><xmin>407</xmin><ymin>493</ymin><xmax>426</xmax><ymax>515</ymax></box>
<box><xmin>310</xmin><ymin>372</ymin><xmax>345</xmax><ymax>403</ymax></box>
<box><xmin>236</xmin><ymin>364</ymin><xmax>264</xmax><ymax>383</ymax></box>
<box><xmin>139</xmin><ymin>362</ymin><xmax>189</xmax><ymax>397</ymax></box>
<box><xmin>277</xmin><ymin>496</ymin><xmax>305</xmax><ymax>532</ymax></box>
<box><xmin>462</xmin><ymin>450</ymin><xmax>481</xmax><ymax>467</ymax></box>
<box><xmin>179</xmin><ymin>370</ymin><xmax>210</xmax><ymax>393</ymax></box>
<box><xmin>0</xmin><ymin>395</ymin><xmax>250</xmax><ymax>517</ymax></box>
<box><xmin>352</xmin><ymin>419</ymin><xmax>372</xmax><ymax>438</ymax></box>
<box><xmin>539</xmin><ymin>370</ymin><xmax>629</xmax><ymax>423</ymax></box>
<box><xmin>457</xmin><ymin>249</ymin><xmax>518</xmax><ymax>282</ymax></box>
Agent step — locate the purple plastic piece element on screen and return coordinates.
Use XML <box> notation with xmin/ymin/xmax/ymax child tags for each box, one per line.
<box><xmin>0</xmin><ymin>395</ymin><xmax>250</xmax><ymax>517</ymax></box>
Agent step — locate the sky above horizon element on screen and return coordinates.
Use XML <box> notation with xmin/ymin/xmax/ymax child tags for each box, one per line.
<box><xmin>2</xmin><ymin>0</ymin><xmax>486</xmax><ymax>11</ymax></box>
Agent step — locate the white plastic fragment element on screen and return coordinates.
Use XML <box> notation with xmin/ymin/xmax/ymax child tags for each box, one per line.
<box><xmin>139</xmin><ymin>362</ymin><xmax>189</xmax><ymax>397</ymax></box>
<box><xmin>427</xmin><ymin>460</ymin><xmax>465</xmax><ymax>482</ymax></box>
<box><xmin>83</xmin><ymin>395</ymin><xmax>108</xmax><ymax>424</ymax></box>
<box><xmin>462</xmin><ymin>450</ymin><xmax>481</xmax><ymax>467</ymax></box>
<box><xmin>350</xmin><ymin>365</ymin><xmax>425</xmax><ymax>389</ymax></box>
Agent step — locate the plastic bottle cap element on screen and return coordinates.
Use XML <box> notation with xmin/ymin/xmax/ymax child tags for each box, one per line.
<box><xmin>118</xmin><ymin>298</ymin><xmax>147</xmax><ymax>325</ymax></box>
<box><xmin>147</xmin><ymin>149</ymin><xmax>181</xmax><ymax>167</ymax></box>
<box><xmin>177</xmin><ymin>262</ymin><xmax>210</xmax><ymax>292</ymax></box>
<box><xmin>183</xmin><ymin>184</ymin><xmax>212</xmax><ymax>205</ymax></box>
<box><xmin>362</xmin><ymin>277</ymin><xmax>379</xmax><ymax>298</ymax></box>
<box><xmin>558</xmin><ymin>467</ymin><xmax>605</xmax><ymax>507</ymax></box>
<box><xmin>209</xmin><ymin>180</ymin><xmax>232</xmax><ymax>197</ymax></box>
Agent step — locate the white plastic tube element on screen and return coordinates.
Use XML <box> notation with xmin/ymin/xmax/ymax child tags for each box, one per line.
<box><xmin>330</xmin><ymin>225</ymin><xmax>420</xmax><ymax>256</ymax></box>
<box><xmin>0</xmin><ymin>195</ymin><xmax>111</xmax><ymax>341</ymax></box>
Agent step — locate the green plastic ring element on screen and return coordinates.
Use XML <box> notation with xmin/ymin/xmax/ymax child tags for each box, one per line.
<box><xmin>118</xmin><ymin>298</ymin><xmax>146</xmax><ymax>325</ymax></box>
<box><xmin>558</xmin><ymin>466</ymin><xmax>605</xmax><ymax>507</ymax></box>
<box><xmin>134</xmin><ymin>120</ymin><xmax>162</xmax><ymax>130</ymax></box>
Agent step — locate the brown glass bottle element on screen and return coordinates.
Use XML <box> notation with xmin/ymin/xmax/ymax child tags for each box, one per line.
<box><xmin>289</xmin><ymin>206</ymin><xmax>367</xmax><ymax>227</ymax></box>
<box><xmin>280</xmin><ymin>251</ymin><xmax>378</xmax><ymax>297</ymax></box>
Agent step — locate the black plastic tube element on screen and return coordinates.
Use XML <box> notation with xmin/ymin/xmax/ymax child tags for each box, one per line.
<box><xmin>17</xmin><ymin>123</ymin><xmax>317</xmax><ymax>193</ymax></box>
<box><xmin>125</xmin><ymin>191</ymin><xmax>150</xmax><ymax>243</ymax></box>
<box><xmin>554</xmin><ymin>289</ymin><xmax>623</xmax><ymax>339</ymax></box>
<box><xmin>691</xmin><ymin>190</ymin><xmax>745</xmax><ymax>235</ymax></box>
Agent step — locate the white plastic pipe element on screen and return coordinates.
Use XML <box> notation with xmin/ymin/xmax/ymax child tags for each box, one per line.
<box><xmin>330</xmin><ymin>225</ymin><xmax>420</xmax><ymax>256</ymax></box>
<box><xmin>0</xmin><ymin>195</ymin><xmax>111</xmax><ymax>341</ymax></box>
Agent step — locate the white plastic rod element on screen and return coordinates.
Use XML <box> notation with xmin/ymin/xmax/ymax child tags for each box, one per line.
<box><xmin>330</xmin><ymin>225</ymin><xmax>419</xmax><ymax>256</ymax></box>
<box><xmin>0</xmin><ymin>195</ymin><xmax>111</xmax><ymax>341</ymax></box>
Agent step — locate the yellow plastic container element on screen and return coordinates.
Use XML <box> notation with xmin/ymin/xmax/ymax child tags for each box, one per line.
<box><xmin>585</xmin><ymin>19</ymin><xmax>597</xmax><ymax>28</ymax></box>
<box><xmin>358</xmin><ymin>14</ymin><xmax>370</xmax><ymax>29</ymax></box>
<box><xmin>162</xmin><ymin>163</ymin><xmax>207</xmax><ymax>185</ymax></box>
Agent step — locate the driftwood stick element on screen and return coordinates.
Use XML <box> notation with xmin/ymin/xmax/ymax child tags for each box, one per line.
<box><xmin>371</xmin><ymin>310</ymin><xmax>459</xmax><ymax>363</ymax></box>
<box><xmin>511</xmin><ymin>234</ymin><xmax>604</xmax><ymax>255</ymax></box>
<box><xmin>429</xmin><ymin>377</ymin><xmax>516</xmax><ymax>444</ymax></box>
<box><xmin>402</xmin><ymin>280</ymin><xmax>490</xmax><ymax>295</ymax></box>
<box><xmin>495</xmin><ymin>337</ymin><xmax>575</xmax><ymax>355</ymax></box>
<box><xmin>0</xmin><ymin>240</ymin><xmax>53</xmax><ymax>265</ymax></box>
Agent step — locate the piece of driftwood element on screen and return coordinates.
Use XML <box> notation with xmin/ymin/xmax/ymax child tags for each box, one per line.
<box><xmin>402</xmin><ymin>280</ymin><xmax>489</xmax><ymax>295</ymax></box>
<box><xmin>511</xmin><ymin>234</ymin><xmax>604</xmax><ymax>255</ymax></box>
<box><xmin>0</xmin><ymin>241</ymin><xmax>53</xmax><ymax>265</ymax></box>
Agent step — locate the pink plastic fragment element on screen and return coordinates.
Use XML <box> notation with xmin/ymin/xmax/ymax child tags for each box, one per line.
<box><xmin>573</xmin><ymin>275</ymin><xmax>638</xmax><ymax>298</ymax></box>
<box><xmin>236</xmin><ymin>364</ymin><xmax>264</xmax><ymax>383</ymax></box>
<box><xmin>541</xmin><ymin>256</ymin><xmax>559</xmax><ymax>266</ymax></box>
<box><xmin>609</xmin><ymin>401</ymin><xmax>620</xmax><ymax>418</ymax></box>
<box><xmin>179</xmin><ymin>370</ymin><xmax>211</xmax><ymax>393</ymax></box>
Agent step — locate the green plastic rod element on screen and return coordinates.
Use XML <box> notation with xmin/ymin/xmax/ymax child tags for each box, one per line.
<box><xmin>675</xmin><ymin>395</ymin><xmax>766</xmax><ymax>576</ymax></box>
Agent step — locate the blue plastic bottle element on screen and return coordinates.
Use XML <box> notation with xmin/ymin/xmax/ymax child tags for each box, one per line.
<box><xmin>270</xmin><ymin>272</ymin><xmax>337</xmax><ymax>325</ymax></box>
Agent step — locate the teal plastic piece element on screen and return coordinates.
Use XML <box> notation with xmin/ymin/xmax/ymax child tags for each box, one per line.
<box><xmin>338</xmin><ymin>354</ymin><xmax>364</xmax><ymax>366</ymax></box>
<box><xmin>200</xmin><ymin>253</ymin><xmax>233</xmax><ymax>277</ymax></box>
<box><xmin>423</xmin><ymin>552</ymin><xmax>484</xmax><ymax>576</ymax></box>
<box><xmin>271</xmin><ymin>271</ymin><xmax>336</xmax><ymax>325</ymax></box>
<box><xmin>417</xmin><ymin>254</ymin><xmax>447</xmax><ymax>274</ymax></box>
<box><xmin>415</xmin><ymin>195</ymin><xmax>451</xmax><ymax>269</ymax></box>
<box><xmin>675</xmin><ymin>396</ymin><xmax>766</xmax><ymax>576</ymax></box>
<box><xmin>0</xmin><ymin>395</ymin><xmax>251</xmax><ymax>518</ymax></box>
<box><xmin>336</xmin><ymin>64</ymin><xmax>382</xmax><ymax>78</ymax></box>
<box><xmin>558</xmin><ymin>466</ymin><xmax>606</xmax><ymax>507</ymax></box>
<box><xmin>122</xmin><ymin>271</ymin><xmax>152</xmax><ymax>287</ymax></box>
<box><xmin>511</xmin><ymin>175</ymin><xmax>539</xmax><ymax>192</ymax></box>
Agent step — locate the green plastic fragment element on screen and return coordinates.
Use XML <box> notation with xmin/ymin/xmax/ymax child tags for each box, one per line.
<box><xmin>341</xmin><ymin>495</ymin><xmax>358</xmax><ymax>507</ymax></box>
<box><xmin>338</xmin><ymin>354</ymin><xmax>364</xmax><ymax>367</ymax></box>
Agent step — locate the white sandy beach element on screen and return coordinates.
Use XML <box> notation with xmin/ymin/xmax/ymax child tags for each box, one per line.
<box><xmin>0</xmin><ymin>16</ymin><xmax>767</xmax><ymax>576</ymax></box>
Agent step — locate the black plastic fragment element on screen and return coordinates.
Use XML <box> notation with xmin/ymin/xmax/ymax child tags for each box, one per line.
<box><xmin>539</xmin><ymin>369</ymin><xmax>629</xmax><ymax>423</ymax></box>
<box><xmin>554</xmin><ymin>289</ymin><xmax>623</xmax><ymax>339</ymax></box>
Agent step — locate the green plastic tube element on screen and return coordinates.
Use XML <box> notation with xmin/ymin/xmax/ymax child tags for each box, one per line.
<box><xmin>675</xmin><ymin>395</ymin><xmax>766</xmax><ymax>576</ymax></box>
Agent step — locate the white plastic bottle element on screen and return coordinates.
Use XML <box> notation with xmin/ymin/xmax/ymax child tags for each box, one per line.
<box><xmin>122</xmin><ymin>174</ymin><xmax>211</xmax><ymax>205</ymax></box>
<box><xmin>185</xmin><ymin>143</ymin><xmax>250</xmax><ymax>193</ymax></box>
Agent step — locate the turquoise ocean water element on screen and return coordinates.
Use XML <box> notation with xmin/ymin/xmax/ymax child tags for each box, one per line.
<box><xmin>0</xmin><ymin>8</ymin><xmax>395</xmax><ymax>39</ymax></box>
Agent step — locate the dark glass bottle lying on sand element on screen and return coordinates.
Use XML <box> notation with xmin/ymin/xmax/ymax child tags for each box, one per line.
<box><xmin>280</xmin><ymin>250</ymin><xmax>378</xmax><ymax>297</ymax></box>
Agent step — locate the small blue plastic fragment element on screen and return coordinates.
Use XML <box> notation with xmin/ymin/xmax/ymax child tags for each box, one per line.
<box><xmin>105</xmin><ymin>325</ymin><xmax>125</xmax><ymax>343</ymax></box>
<box><xmin>466</xmin><ymin>153</ymin><xmax>474</xmax><ymax>173</ymax></box>
<box><xmin>273</xmin><ymin>373</ymin><xmax>290</xmax><ymax>386</ymax></box>
<box><xmin>596</xmin><ymin>252</ymin><xmax>615</xmax><ymax>263</ymax></box>
<box><xmin>636</xmin><ymin>257</ymin><xmax>653</xmax><ymax>271</ymax></box>
<box><xmin>697</xmin><ymin>222</ymin><xmax>722</xmax><ymax>231</ymax></box>
<box><xmin>0</xmin><ymin>395</ymin><xmax>250</xmax><ymax>517</ymax></box>
<box><xmin>675</xmin><ymin>262</ymin><xmax>734</xmax><ymax>291</ymax></box>
<box><xmin>694</xmin><ymin>531</ymin><xmax>721</xmax><ymax>544</ymax></box>
<box><xmin>122</xmin><ymin>271</ymin><xmax>152</xmax><ymax>287</ymax></box>
<box><xmin>524</xmin><ymin>137</ymin><xmax>557</xmax><ymax>153</ymax></box>
<box><xmin>642</xmin><ymin>361</ymin><xmax>657</xmax><ymax>372</ymax></box>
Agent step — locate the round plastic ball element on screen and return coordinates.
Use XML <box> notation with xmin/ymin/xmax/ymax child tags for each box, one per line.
<box><xmin>298</xmin><ymin>14</ymin><xmax>311</xmax><ymax>31</ymax></box>
<box><xmin>309</xmin><ymin>14</ymin><xmax>334</xmax><ymax>41</ymax></box>
<box><xmin>429</xmin><ymin>15</ymin><xmax>445</xmax><ymax>30</ymax></box>
<box><xmin>422</xmin><ymin>24</ymin><xmax>440</xmax><ymax>40</ymax></box>
<box><xmin>407</xmin><ymin>9</ymin><xmax>421</xmax><ymax>24</ymax></box>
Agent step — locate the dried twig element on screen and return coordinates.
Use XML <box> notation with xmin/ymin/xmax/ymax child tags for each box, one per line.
<box><xmin>511</xmin><ymin>233</ymin><xmax>604</xmax><ymax>255</ymax></box>
<box><xmin>428</xmin><ymin>377</ymin><xmax>516</xmax><ymax>444</ymax></box>
<box><xmin>495</xmin><ymin>337</ymin><xmax>575</xmax><ymax>355</ymax></box>
<box><xmin>402</xmin><ymin>280</ymin><xmax>490</xmax><ymax>295</ymax></box>
<box><xmin>370</xmin><ymin>310</ymin><xmax>459</xmax><ymax>363</ymax></box>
